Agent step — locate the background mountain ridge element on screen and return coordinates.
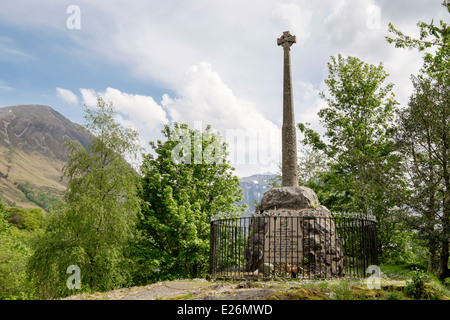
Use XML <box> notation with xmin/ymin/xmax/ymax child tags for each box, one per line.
<box><xmin>0</xmin><ymin>104</ymin><xmax>273</xmax><ymax>212</ymax></box>
<box><xmin>0</xmin><ymin>105</ymin><xmax>91</xmax><ymax>209</ymax></box>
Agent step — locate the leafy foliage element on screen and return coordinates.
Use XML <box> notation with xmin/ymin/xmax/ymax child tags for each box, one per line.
<box><xmin>134</xmin><ymin>123</ymin><xmax>246</xmax><ymax>283</ymax></box>
<box><xmin>1</xmin><ymin>4</ymin><xmax>450</xmax><ymax>300</ymax></box>
<box><xmin>298</xmin><ymin>54</ymin><xmax>405</xmax><ymax>260</ymax></box>
<box><xmin>6</xmin><ymin>207</ymin><xmax>43</xmax><ymax>232</ymax></box>
<box><xmin>396</xmin><ymin>74</ymin><xmax>450</xmax><ymax>276</ymax></box>
<box><xmin>17</xmin><ymin>182</ymin><xmax>61</xmax><ymax>212</ymax></box>
<box><xmin>404</xmin><ymin>269</ymin><xmax>446</xmax><ymax>300</ymax></box>
<box><xmin>27</xmin><ymin>98</ymin><xmax>142</xmax><ymax>299</ymax></box>
<box><xmin>387</xmin><ymin>1</ymin><xmax>450</xmax><ymax>279</ymax></box>
<box><xmin>0</xmin><ymin>203</ymin><xmax>38</xmax><ymax>299</ymax></box>
<box><xmin>386</xmin><ymin>1</ymin><xmax>450</xmax><ymax>53</ymax></box>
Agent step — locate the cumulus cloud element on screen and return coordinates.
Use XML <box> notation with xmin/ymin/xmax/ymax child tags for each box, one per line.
<box><xmin>324</xmin><ymin>0</ymin><xmax>384</xmax><ymax>53</ymax></box>
<box><xmin>79</xmin><ymin>87</ymin><xmax>169</xmax><ymax>146</ymax></box>
<box><xmin>76</xmin><ymin>64</ymin><xmax>283</xmax><ymax>177</ymax></box>
<box><xmin>56</xmin><ymin>87</ymin><xmax>78</xmax><ymax>104</ymax></box>
<box><xmin>320</xmin><ymin>0</ymin><xmax>429</xmax><ymax>109</ymax></box>
<box><xmin>162</xmin><ymin>62</ymin><xmax>282</xmax><ymax>176</ymax></box>
<box><xmin>79</xmin><ymin>88</ymin><xmax>97</xmax><ymax>107</ymax></box>
<box><xmin>271</xmin><ymin>1</ymin><xmax>314</xmax><ymax>45</ymax></box>
<box><xmin>295</xmin><ymin>81</ymin><xmax>326</xmax><ymax>123</ymax></box>
<box><xmin>1</xmin><ymin>0</ymin><xmax>445</xmax><ymax>177</ymax></box>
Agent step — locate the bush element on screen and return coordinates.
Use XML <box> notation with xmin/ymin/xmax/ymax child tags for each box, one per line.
<box><xmin>333</xmin><ymin>281</ymin><xmax>354</xmax><ymax>300</ymax></box>
<box><xmin>7</xmin><ymin>207</ymin><xmax>43</xmax><ymax>232</ymax></box>
<box><xmin>0</xmin><ymin>203</ymin><xmax>36</xmax><ymax>299</ymax></box>
<box><xmin>443</xmin><ymin>277</ymin><xmax>450</xmax><ymax>287</ymax></box>
<box><xmin>404</xmin><ymin>269</ymin><xmax>443</xmax><ymax>300</ymax></box>
<box><xmin>17</xmin><ymin>183</ymin><xmax>61</xmax><ymax>211</ymax></box>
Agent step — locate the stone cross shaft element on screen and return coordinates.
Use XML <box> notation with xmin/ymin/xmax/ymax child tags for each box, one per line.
<box><xmin>277</xmin><ymin>31</ymin><xmax>298</xmax><ymax>187</ymax></box>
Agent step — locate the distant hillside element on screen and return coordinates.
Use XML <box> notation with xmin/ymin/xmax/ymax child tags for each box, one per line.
<box><xmin>238</xmin><ymin>173</ymin><xmax>277</xmax><ymax>215</ymax></box>
<box><xmin>0</xmin><ymin>104</ymin><xmax>276</xmax><ymax>213</ymax></box>
<box><xmin>0</xmin><ymin>105</ymin><xmax>91</xmax><ymax>210</ymax></box>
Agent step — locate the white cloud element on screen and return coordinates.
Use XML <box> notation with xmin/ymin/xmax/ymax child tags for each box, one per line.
<box><xmin>324</xmin><ymin>0</ymin><xmax>382</xmax><ymax>51</ymax></box>
<box><xmin>76</xmin><ymin>64</ymin><xmax>283</xmax><ymax>177</ymax></box>
<box><xmin>295</xmin><ymin>80</ymin><xmax>326</xmax><ymax>130</ymax></box>
<box><xmin>271</xmin><ymin>1</ymin><xmax>314</xmax><ymax>45</ymax></box>
<box><xmin>0</xmin><ymin>0</ymin><xmax>447</xmax><ymax>177</ymax></box>
<box><xmin>163</xmin><ymin>62</ymin><xmax>282</xmax><ymax>177</ymax></box>
<box><xmin>79</xmin><ymin>87</ymin><xmax>169</xmax><ymax>146</ymax></box>
<box><xmin>79</xmin><ymin>88</ymin><xmax>98</xmax><ymax>107</ymax></box>
<box><xmin>56</xmin><ymin>87</ymin><xmax>78</xmax><ymax>104</ymax></box>
<box><xmin>0</xmin><ymin>85</ymin><xmax>13</xmax><ymax>92</ymax></box>
<box><xmin>320</xmin><ymin>0</ymin><xmax>433</xmax><ymax>110</ymax></box>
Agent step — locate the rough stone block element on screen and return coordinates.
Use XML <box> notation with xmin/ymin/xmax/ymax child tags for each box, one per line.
<box><xmin>260</xmin><ymin>186</ymin><xmax>319</xmax><ymax>211</ymax></box>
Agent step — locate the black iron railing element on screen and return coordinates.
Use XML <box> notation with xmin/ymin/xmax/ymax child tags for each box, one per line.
<box><xmin>209</xmin><ymin>211</ymin><xmax>378</xmax><ymax>280</ymax></box>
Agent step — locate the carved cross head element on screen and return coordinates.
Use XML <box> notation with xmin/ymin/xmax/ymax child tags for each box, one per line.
<box><xmin>277</xmin><ymin>31</ymin><xmax>296</xmax><ymax>49</ymax></box>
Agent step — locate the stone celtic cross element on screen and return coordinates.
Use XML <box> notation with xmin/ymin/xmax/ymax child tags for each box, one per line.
<box><xmin>277</xmin><ymin>31</ymin><xmax>298</xmax><ymax>187</ymax></box>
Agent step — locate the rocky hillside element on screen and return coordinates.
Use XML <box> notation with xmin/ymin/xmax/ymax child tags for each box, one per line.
<box><xmin>238</xmin><ymin>173</ymin><xmax>277</xmax><ymax>215</ymax></box>
<box><xmin>0</xmin><ymin>105</ymin><xmax>90</xmax><ymax>161</ymax></box>
<box><xmin>0</xmin><ymin>105</ymin><xmax>91</xmax><ymax>209</ymax></box>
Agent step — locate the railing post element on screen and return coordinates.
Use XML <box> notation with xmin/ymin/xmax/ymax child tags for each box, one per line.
<box><xmin>209</xmin><ymin>220</ymin><xmax>214</xmax><ymax>277</ymax></box>
<box><xmin>209</xmin><ymin>213</ymin><xmax>378</xmax><ymax>281</ymax></box>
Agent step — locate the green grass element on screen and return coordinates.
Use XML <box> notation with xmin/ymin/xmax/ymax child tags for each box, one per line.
<box><xmin>379</xmin><ymin>264</ymin><xmax>416</xmax><ymax>280</ymax></box>
<box><xmin>210</xmin><ymin>264</ymin><xmax>450</xmax><ymax>300</ymax></box>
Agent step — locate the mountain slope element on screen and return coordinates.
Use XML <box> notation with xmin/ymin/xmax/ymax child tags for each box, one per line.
<box><xmin>0</xmin><ymin>105</ymin><xmax>91</xmax><ymax>209</ymax></box>
<box><xmin>238</xmin><ymin>173</ymin><xmax>277</xmax><ymax>215</ymax></box>
<box><xmin>0</xmin><ymin>104</ymin><xmax>274</xmax><ymax>212</ymax></box>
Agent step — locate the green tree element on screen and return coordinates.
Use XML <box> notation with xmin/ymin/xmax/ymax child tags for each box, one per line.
<box><xmin>134</xmin><ymin>123</ymin><xmax>246</xmax><ymax>282</ymax></box>
<box><xmin>27</xmin><ymin>98</ymin><xmax>142</xmax><ymax>299</ymax></box>
<box><xmin>298</xmin><ymin>54</ymin><xmax>405</xmax><ymax>260</ymax></box>
<box><xmin>17</xmin><ymin>182</ymin><xmax>61</xmax><ymax>212</ymax></box>
<box><xmin>267</xmin><ymin>145</ymin><xmax>330</xmax><ymax>201</ymax></box>
<box><xmin>6</xmin><ymin>207</ymin><xmax>43</xmax><ymax>232</ymax></box>
<box><xmin>297</xmin><ymin>145</ymin><xmax>328</xmax><ymax>187</ymax></box>
<box><xmin>396</xmin><ymin>74</ymin><xmax>450</xmax><ymax>276</ymax></box>
<box><xmin>0</xmin><ymin>203</ymin><xmax>37</xmax><ymax>299</ymax></box>
<box><xmin>386</xmin><ymin>1</ymin><xmax>450</xmax><ymax>52</ymax></box>
<box><xmin>387</xmin><ymin>0</ymin><xmax>450</xmax><ymax>280</ymax></box>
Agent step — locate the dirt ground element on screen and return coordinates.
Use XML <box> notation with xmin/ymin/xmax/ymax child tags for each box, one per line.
<box><xmin>61</xmin><ymin>279</ymin><xmax>293</xmax><ymax>300</ymax></box>
<box><xmin>61</xmin><ymin>278</ymin><xmax>418</xmax><ymax>300</ymax></box>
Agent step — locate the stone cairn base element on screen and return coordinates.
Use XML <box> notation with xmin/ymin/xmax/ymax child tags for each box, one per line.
<box><xmin>244</xmin><ymin>186</ymin><xmax>344</xmax><ymax>278</ymax></box>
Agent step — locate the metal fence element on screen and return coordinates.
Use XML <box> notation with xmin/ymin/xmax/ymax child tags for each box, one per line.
<box><xmin>209</xmin><ymin>211</ymin><xmax>378</xmax><ymax>280</ymax></box>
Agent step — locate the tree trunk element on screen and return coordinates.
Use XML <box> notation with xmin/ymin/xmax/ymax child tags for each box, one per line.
<box><xmin>438</xmin><ymin>239</ymin><xmax>449</xmax><ymax>280</ymax></box>
<box><xmin>428</xmin><ymin>242</ymin><xmax>438</xmax><ymax>273</ymax></box>
<box><xmin>438</xmin><ymin>103</ymin><xmax>449</xmax><ymax>280</ymax></box>
<box><xmin>438</xmin><ymin>188</ymin><xmax>450</xmax><ymax>280</ymax></box>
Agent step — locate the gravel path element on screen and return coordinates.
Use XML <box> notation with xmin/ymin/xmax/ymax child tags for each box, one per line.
<box><xmin>61</xmin><ymin>278</ymin><xmax>412</xmax><ymax>300</ymax></box>
<box><xmin>62</xmin><ymin>279</ymin><xmax>274</xmax><ymax>300</ymax></box>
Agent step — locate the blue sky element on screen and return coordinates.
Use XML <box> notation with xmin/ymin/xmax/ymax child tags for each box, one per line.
<box><xmin>0</xmin><ymin>0</ymin><xmax>447</xmax><ymax>177</ymax></box>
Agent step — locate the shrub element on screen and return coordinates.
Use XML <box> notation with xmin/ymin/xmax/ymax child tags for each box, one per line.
<box><xmin>404</xmin><ymin>269</ymin><xmax>442</xmax><ymax>300</ymax></box>
<box><xmin>7</xmin><ymin>207</ymin><xmax>43</xmax><ymax>231</ymax></box>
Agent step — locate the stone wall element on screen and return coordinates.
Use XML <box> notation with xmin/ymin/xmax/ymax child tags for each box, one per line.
<box><xmin>244</xmin><ymin>208</ymin><xmax>344</xmax><ymax>278</ymax></box>
<box><xmin>244</xmin><ymin>186</ymin><xmax>344</xmax><ymax>278</ymax></box>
